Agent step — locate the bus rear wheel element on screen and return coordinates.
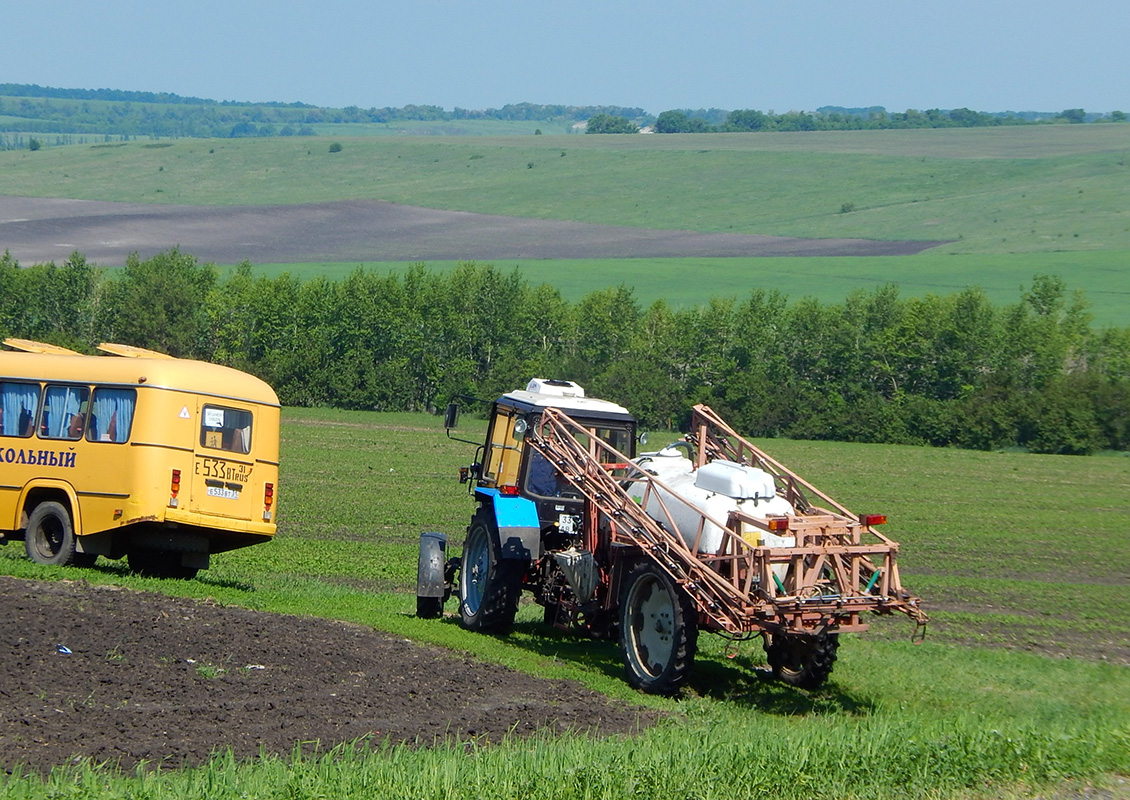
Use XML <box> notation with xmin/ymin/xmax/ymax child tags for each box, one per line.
<box><xmin>25</xmin><ymin>501</ymin><xmax>80</xmax><ymax>567</ymax></box>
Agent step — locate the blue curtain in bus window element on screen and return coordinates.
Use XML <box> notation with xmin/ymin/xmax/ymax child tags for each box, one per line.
<box><xmin>42</xmin><ymin>385</ymin><xmax>89</xmax><ymax>440</ymax></box>
<box><xmin>88</xmin><ymin>388</ymin><xmax>136</xmax><ymax>443</ymax></box>
<box><xmin>1</xmin><ymin>382</ymin><xmax>39</xmax><ymax>437</ymax></box>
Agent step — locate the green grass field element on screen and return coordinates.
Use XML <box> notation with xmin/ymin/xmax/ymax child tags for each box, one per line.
<box><xmin>243</xmin><ymin>248</ymin><xmax>1130</xmax><ymax>327</ymax></box>
<box><xmin>4</xmin><ymin>127</ymin><xmax>1128</xmax><ymax>257</ymax></box>
<box><xmin>2</xmin><ymin>408</ymin><xmax>1128</xmax><ymax>798</ymax></box>
<box><xmin>3</xmin><ymin>125</ymin><xmax>1129</xmax><ymax>325</ymax></box>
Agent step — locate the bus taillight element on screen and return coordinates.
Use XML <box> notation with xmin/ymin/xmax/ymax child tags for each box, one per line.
<box><xmin>264</xmin><ymin>482</ymin><xmax>274</xmax><ymax>521</ymax></box>
<box><xmin>169</xmin><ymin>469</ymin><xmax>181</xmax><ymax>507</ymax></box>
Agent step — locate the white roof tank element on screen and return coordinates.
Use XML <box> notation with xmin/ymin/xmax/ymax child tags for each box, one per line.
<box><xmin>525</xmin><ymin>378</ymin><xmax>585</xmax><ymax>397</ymax></box>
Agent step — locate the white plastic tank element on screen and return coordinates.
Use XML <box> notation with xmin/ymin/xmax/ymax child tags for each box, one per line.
<box><xmin>629</xmin><ymin>446</ymin><xmax>795</xmax><ymax>554</ymax></box>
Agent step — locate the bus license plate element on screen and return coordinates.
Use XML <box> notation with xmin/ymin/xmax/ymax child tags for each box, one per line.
<box><xmin>207</xmin><ymin>486</ymin><xmax>240</xmax><ymax>500</ymax></box>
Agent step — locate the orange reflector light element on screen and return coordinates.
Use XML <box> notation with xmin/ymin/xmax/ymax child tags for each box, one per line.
<box><xmin>264</xmin><ymin>482</ymin><xmax>275</xmax><ymax>508</ymax></box>
<box><xmin>767</xmin><ymin>517</ymin><xmax>790</xmax><ymax>532</ymax></box>
<box><xmin>861</xmin><ymin>514</ymin><xmax>887</xmax><ymax>526</ymax></box>
<box><xmin>499</xmin><ymin>484</ymin><xmax>520</xmax><ymax>496</ymax></box>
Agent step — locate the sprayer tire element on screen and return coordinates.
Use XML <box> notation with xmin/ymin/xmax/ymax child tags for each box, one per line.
<box><xmin>764</xmin><ymin>632</ymin><xmax>839</xmax><ymax>689</ymax></box>
<box><xmin>618</xmin><ymin>560</ymin><xmax>698</xmax><ymax>695</ymax></box>
<box><xmin>459</xmin><ymin>513</ymin><xmax>522</xmax><ymax>634</ymax></box>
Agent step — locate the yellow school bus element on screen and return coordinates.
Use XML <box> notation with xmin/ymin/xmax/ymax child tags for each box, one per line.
<box><xmin>0</xmin><ymin>339</ymin><xmax>279</xmax><ymax>578</ymax></box>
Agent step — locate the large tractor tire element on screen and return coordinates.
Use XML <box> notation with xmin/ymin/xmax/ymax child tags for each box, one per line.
<box><xmin>618</xmin><ymin>560</ymin><xmax>698</xmax><ymax>695</ymax></box>
<box><xmin>25</xmin><ymin>501</ymin><xmax>84</xmax><ymax>567</ymax></box>
<box><xmin>459</xmin><ymin>513</ymin><xmax>522</xmax><ymax>634</ymax></box>
<box><xmin>764</xmin><ymin>632</ymin><xmax>839</xmax><ymax>689</ymax></box>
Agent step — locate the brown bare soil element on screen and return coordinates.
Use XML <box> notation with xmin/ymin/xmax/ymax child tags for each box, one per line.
<box><xmin>0</xmin><ymin>196</ymin><xmax>947</xmax><ymax>267</ymax></box>
<box><xmin>0</xmin><ymin>575</ymin><xmax>660</xmax><ymax>775</ymax></box>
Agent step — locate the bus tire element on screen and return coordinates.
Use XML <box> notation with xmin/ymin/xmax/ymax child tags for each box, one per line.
<box><xmin>25</xmin><ymin>501</ymin><xmax>79</xmax><ymax>567</ymax></box>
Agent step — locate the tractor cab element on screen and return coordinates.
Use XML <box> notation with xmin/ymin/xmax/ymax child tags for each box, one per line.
<box><xmin>470</xmin><ymin>379</ymin><xmax>637</xmax><ymax>545</ymax></box>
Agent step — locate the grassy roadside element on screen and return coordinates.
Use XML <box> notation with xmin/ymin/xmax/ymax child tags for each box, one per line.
<box><xmin>1</xmin><ymin>407</ymin><xmax>1128</xmax><ymax>798</ymax></box>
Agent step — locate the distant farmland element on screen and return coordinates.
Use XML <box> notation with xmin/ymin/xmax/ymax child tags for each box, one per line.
<box><xmin>1</xmin><ymin>124</ymin><xmax>1127</xmax><ymax>323</ymax></box>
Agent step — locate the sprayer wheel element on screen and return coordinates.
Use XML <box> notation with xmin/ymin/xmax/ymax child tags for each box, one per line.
<box><xmin>764</xmin><ymin>632</ymin><xmax>839</xmax><ymax>689</ymax></box>
<box><xmin>618</xmin><ymin>560</ymin><xmax>698</xmax><ymax>695</ymax></box>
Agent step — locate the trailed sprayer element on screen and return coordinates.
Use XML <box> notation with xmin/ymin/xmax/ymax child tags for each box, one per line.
<box><xmin>419</xmin><ymin>379</ymin><xmax>927</xmax><ymax>694</ymax></box>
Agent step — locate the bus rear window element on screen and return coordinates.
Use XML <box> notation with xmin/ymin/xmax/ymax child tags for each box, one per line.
<box><xmin>200</xmin><ymin>405</ymin><xmax>252</xmax><ymax>454</ymax></box>
<box><xmin>0</xmin><ymin>382</ymin><xmax>40</xmax><ymax>438</ymax></box>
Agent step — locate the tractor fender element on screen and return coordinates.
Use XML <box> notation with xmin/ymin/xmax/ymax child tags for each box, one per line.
<box><xmin>417</xmin><ymin>531</ymin><xmax>448</xmax><ymax>599</ymax></box>
<box><xmin>474</xmin><ymin>488</ymin><xmax>542</xmax><ymax>561</ymax></box>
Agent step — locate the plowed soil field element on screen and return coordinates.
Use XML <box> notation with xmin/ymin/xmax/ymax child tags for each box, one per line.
<box><xmin>0</xmin><ymin>196</ymin><xmax>946</xmax><ymax>267</ymax></box>
<box><xmin>0</xmin><ymin>575</ymin><xmax>659</xmax><ymax>774</ymax></box>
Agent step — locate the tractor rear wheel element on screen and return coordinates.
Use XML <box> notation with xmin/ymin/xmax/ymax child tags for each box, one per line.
<box><xmin>25</xmin><ymin>501</ymin><xmax>79</xmax><ymax>566</ymax></box>
<box><xmin>618</xmin><ymin>560</ymin><xmax>698</xmax><ymax>695</ymax></box>
<box><xmin>764</xmin><ymin>632</ymin><xmax>839</xmax><ymax>689</ymax></box>
<box><xmin>459</xmin><ymin>513</ymin><xmax>522</xmax><ymax>634</ymax></box>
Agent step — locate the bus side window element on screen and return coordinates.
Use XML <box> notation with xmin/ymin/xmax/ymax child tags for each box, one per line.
<box><xmin>85</xmin><ymin>387</ymin><xmax>137</xmax><ymax>443</ymax></box>
<box><xmin>0</xmin><ymin>382</ymin><xmax>40</xmax><ymax>438</ymax></box>
<box><xmin>40</xmin><ymin>385</ymin><xmax>90</xmax><ymax>441</ymax></box>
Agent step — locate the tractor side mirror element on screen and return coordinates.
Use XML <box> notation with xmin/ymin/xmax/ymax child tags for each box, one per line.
<box><xmin>444</xmin><ymin>403</ymin><xmax>460</xmax><ymax>430</ymax></box>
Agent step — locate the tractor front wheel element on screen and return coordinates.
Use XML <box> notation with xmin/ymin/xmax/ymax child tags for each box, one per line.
<box><xmin>764</xmin><ymin>632</ymin><xmax>839</xmax><ymax>689</ymax></box>
<box><xmin>618</xmin><ymin>560</ymin><xmax>698</xmax><ymax>695</ymax></box>
<box><xmin>459</xmin><ymin>514</ymin><xmax>522</xmax><ymax>634</ymax></box>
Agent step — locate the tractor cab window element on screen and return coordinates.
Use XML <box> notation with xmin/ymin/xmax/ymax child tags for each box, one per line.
<box><xmin>536</xmin><ymin>421</ymin><xmax>634</xmax><ymax>486</ymax></box>
<box><xmin>591</xmin><ymin>425</ymin><xmax>634</xmax><ymax>478</ymax></box>
<box><xmin>483</xmin><ymin>409</ymin><xmax>524</xmax><ymax>487</ymax></box>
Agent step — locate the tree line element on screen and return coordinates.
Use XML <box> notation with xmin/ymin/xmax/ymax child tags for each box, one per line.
<box><xmin>648</xmin><ymin>107</ymin><xmax>1126</xmax><ymax>133</ymax></box>
<box><xmin>4</xmin><ymin>84</ymin><xmax>1125</xmax><ymax>146</ymax></box>
<box><xmin>0</xmin><ymin>85</ymin><xmax>649</xmax><ymax>141</ymax></box>
<box><xmin>2</xmin><ymin>250</ymin><xmax>1127</xmax><ymax>455</ymax></box>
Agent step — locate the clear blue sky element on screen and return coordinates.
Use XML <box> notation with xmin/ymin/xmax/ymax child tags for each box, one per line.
<box><xmin>9</xmin><ymin>0</ymin><xmax>1125</xmax><ymax>114</ymax></box>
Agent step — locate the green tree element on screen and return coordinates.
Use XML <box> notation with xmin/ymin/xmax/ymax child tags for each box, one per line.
<box><xmin>726</xmin><ymin>109</ymin><xmax>771</xmax><ymax>131</ymax></box>
<box><xmin>584</xmin><ymin>114</ymin><xmax>638</xmax><ymax>134</ymax></box>
<box><xmin>99</xmin><ymin>249</ymin><xmax>217</xmax><ymax>358</ymax></box>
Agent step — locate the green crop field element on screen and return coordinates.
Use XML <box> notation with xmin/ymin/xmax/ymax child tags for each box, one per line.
<box><xmin>2</xmin><ymin>408</ymin><xmax>1128</xmax><ymax>799</ymax></box>
<box><xmin>4</xmin><ymin>124</ymin><xmax>1129</xmax><ymax>325</ymax></box>
<box><xmin>4</xmin><ymin>127</ymin><xmax>1129</xmax><ymax>256</ymax></box>
<box><xmin>244</xmin><ymin>248</ymin><xmax>1130</xmax><ymax>327</ymax></box>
